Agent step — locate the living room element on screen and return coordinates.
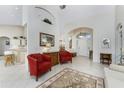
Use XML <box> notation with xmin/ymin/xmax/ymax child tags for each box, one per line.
<box><xmin>0</xmin><ymin>3</ymin><xmax>124</xmax><ymax>89</ymax></box>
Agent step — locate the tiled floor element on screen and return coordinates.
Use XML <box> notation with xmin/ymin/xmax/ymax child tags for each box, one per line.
<box><xmin>0</xmin><ymin>56</ymin><xmax>107</xmax><ymax>88</ymax></box>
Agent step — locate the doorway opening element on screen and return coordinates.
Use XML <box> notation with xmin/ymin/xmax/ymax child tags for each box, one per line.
<box><xmin>68</xmin><ymin>27</ymin><xmax>93</xmax><ymax>60</ymax></box>
<box><xmin>0</xmin><ymin>25</ymin><xmax>27</xmax><ymax>65</ymax></box>
<box><xmin>0</xmin><ymin>36</ymin><xmax>10</xmax><ymax>56</ymax></box>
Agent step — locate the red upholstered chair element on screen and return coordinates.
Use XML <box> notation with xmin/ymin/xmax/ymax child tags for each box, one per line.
<box><xmin>27</xmin><ymin>53</ymin><xmax>52</xmax><ymax>81</ymax></box>
<box><xmin>59</xmin><ymin>50</ymin><xmax>72</xmax><ymax>64</ymax></box>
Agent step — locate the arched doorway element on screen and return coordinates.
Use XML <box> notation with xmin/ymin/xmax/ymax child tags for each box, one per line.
<box><xmin>68</xmin><ymin>27</ymin><xmax>93</xmax><ymax>60</ymax></box>
<box><xmin>0</xmin><ymin>36</ymin><xmax>10</xmax><ymax>56</ymax></box>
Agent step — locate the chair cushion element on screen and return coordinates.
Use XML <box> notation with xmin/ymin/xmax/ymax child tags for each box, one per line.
<box><xmin>38</xmin><ymin>61</ymin><xmax>51</xmax><ymax>70</ymax></box>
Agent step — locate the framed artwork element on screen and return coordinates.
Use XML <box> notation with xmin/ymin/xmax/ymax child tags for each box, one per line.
<box><xmin>40</xmin><ymin>32</ymin><xmax>55</xmax><ymax>47</ymax></box>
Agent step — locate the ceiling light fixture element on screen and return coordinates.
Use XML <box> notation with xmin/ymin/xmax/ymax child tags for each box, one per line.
<box><xmin>59</xmin><ymin>5</ymin><xmax>66</xmax><ymax>9</ymax></box>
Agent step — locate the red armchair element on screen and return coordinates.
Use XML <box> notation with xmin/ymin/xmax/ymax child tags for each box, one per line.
<box><xmin>27</xmin><ymin>53</ymin><xmax>52</xmax><ymax>81</ymax></box>
<box><xmin>59</xmin><ymin>50</ymin><xmax>72</xmax><ymax>64</ymax></box>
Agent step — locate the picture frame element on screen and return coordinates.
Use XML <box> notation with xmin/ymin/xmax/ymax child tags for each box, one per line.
<box><xmin>40</xmin><ymin>32</ymin><xmax>55</xmax><ymax>47</ymax></box>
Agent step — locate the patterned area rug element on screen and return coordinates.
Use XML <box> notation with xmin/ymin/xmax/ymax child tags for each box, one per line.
<box><xmin>37</xmin><ymin>68</ymin><xmax>104</xmax><ymax>88</ymax></box>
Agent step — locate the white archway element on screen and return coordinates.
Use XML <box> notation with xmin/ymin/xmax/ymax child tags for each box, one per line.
<box><xmin>68</xmin><ymin>27</ymin><xmax>93</xmax><ymax>59</ymax></box>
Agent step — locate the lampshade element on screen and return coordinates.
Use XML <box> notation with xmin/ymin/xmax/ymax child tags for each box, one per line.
<box><xmin>46</xmin><ymin>43</ymin><xmax>51</xmax><ymax>48</ymax></box>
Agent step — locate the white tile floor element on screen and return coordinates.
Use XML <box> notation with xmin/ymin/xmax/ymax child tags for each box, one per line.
<box><xmin>0</xmin><ymin>56</ymin><xmax>107</xmax><ymax>88</ymax></box>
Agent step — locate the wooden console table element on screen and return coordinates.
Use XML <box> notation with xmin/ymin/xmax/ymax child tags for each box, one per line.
<box><xmin>43</xmin><ymin>52</ymin><xmax>59</xmax><ymax>66</ymax></box>
<box><xmin>100</xmin><ymin>53</ymin><xmax>112</xmax><ymax>65</ymax></box>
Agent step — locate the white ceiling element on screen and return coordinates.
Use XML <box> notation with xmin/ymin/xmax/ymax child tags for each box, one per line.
<box><xmin>0</xmin><ymin>5</ymin><xmax>22</xmax><ymax>25</ymax></box>
<box><xmin>58</xmin><ymin>5</ymin><xmax>116</xmax><ymax>22</ymax></box>
<box><xmin>0</xmin><ymin>5</ymin><xmax>116</xmax><ymax>26</ymax></box>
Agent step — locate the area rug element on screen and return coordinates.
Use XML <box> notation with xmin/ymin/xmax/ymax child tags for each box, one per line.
<box><xmin>37</xmin><ymin>68</ymin><xmax>104</xmax><ymax>88</ymax></box>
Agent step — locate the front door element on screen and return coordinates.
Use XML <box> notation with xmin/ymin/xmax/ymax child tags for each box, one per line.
<box><xmin>77</xmin><ymin>37</ymin><xmax>88</xmax><ymax>56</ymax></box>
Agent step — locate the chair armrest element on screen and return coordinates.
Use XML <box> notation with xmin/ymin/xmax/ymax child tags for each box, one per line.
<box><xmin>27</xmin><ymin>56</ymin><xmax>39</xmax><ymax>78</ymax></box>
<box><xmin>43</xmin><ymin>55</ymin><xmax>51</xmax><ymax>62</ymax></box>
<box><xmin>27</xmin><ymin>56</ymin><xmax>37</xmax><ymax>62</ymax></box>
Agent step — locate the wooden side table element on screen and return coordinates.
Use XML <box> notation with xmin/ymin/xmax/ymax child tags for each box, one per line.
<box><xmin>100</xmin><ymin>53</ymin><xmax>112</xmax><ymax>65</ymax></box>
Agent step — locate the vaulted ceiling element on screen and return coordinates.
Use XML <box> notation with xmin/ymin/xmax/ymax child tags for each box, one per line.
<box><xmin>0</xmin><ymin>5</ymin><xmax>22</xmax><ymax>25</ymax></box>
<box><xmin>0</xmin><ymin>5</ymin><xmax>116</xmax><ymax>27</ymax></box>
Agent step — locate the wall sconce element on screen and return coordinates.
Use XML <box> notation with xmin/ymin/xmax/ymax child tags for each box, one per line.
<box><xmin>43</xmin><ymin>18</ymin><xmax>52</xmax><ymax>25</ymax></box>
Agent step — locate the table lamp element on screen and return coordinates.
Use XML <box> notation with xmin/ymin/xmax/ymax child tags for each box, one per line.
<box><xmin>46</xmin><ymin>43</ymin><xmax>51</xmax><ymax>52</ymax></box>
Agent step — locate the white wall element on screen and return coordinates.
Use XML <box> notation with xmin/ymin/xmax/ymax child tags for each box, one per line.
<box><xmin>0</xmin><ymin>25</ymin><xmax>24</xmax><ymax>48</ymax></box>
<box><xmin>59</xmin><ymin>6</ymin><xmax>116</xmax><ymax>63</ymax></box>
<box><xmin>24</xmin><ymin>6</ymin><xmax>60</xmax><ymax>54</ymax></box>
<box><xmin>87</xmin><ymin>35</ymin><xmax>93</xmax><ymax>51</ymax></box>
<box><xmin>115</xmin><ymin>6</ymin><xmax>124</xmax><ymax>64</ymax></box>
